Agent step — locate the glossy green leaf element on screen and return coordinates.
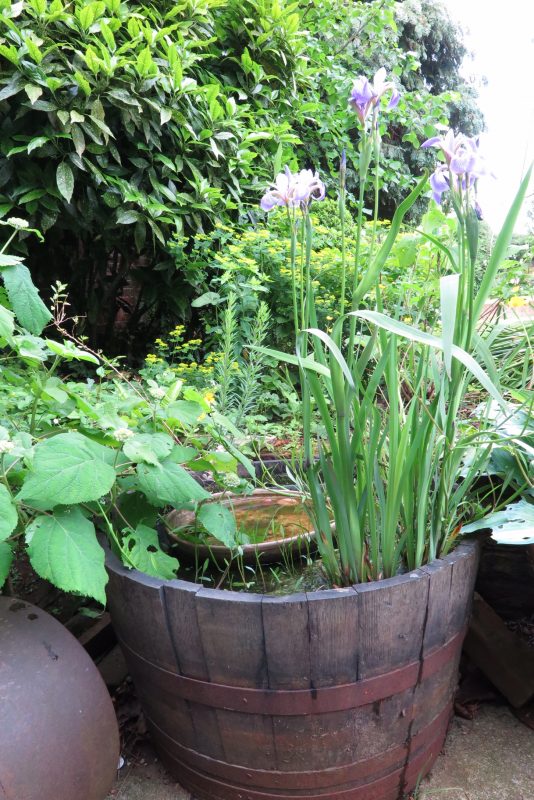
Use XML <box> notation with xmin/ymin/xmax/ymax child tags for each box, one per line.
<box><xmin>24</xmin><ymin>84</ymin><xmax>42</xmax><ymax>104</ymax></box>
<box><xmin>56</xmin><ymin>161</ymin><xmax>74</xmax><ymax>203</ymax></box>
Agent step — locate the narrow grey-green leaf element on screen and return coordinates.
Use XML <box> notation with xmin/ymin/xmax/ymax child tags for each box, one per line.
<box><xmin>26</xmin><ymin>508</ymin><xmax>107</xmax><ymax>603</ymax></box>
<box><xmin>56</xmin><ymin>161</ymin><xmax>74</xmax><ymax>203</ymax></box>
<box><xmin>18</xmin><ymin>432</ymin><xmax>116</xmax><ymax>508</ymax></box>
<box><xmin>2</xmin><ymin>263</ymin><xmax>52</xmax><ymax>334</ymax></box>
<box><xmin>440</xmin><ymin>273</ymin><xmax>459</xmax><ymax>378</ymax></box>
<box><xmin>350</xmin><ymin>311</ymin><xmax>506</xmax><ymax>407</ymax></box>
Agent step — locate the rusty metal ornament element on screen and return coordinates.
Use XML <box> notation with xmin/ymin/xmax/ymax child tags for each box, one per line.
<box><xmin>0</xmin><ymin>597</ymin><xmax>119</xmax><ymax>800</ymax></box>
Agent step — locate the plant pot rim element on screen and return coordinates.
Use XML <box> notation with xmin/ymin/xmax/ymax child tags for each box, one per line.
<box><xmin>164</xmin><ymin>488</ymin><xmax>317</xmax><ymax>566</ymax></box>
<box><xmin>105</xmin><ymin>536</ymin><xmax>480</xmax><ymax>602</ymax></box>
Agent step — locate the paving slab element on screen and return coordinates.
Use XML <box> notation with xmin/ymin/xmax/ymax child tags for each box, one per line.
<box><xmin>108</xmin><ymin>703</ymin><xmax>534</xmax><ymax>800</ymax></box>
<box><xmin>419</xmin><ymin>704</ymin><xmax>534</xmax><ymax>800</ymax></box>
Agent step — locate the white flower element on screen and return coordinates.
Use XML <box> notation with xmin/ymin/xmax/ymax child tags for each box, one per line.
<box><xmin>149</xmin><ymin>386</ymin><xmax>166</xmax><ymax>400</ymax></box>
<box><xmin>0</xmin><ymin>440</ymin><xmax>15</xmax><ymax>454</ymax></box>
<box><xmin>7</xmin><ymin>217</ymin><xmax>29</xmax><ymax>229</ymax></box>
<box><xmin>113</xmin><ymin>427</ymin><xmax>134</xmax><ymax>442</ymax></box>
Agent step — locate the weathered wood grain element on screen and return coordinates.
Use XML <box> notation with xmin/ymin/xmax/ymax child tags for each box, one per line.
<box><xmin>356</xmin><ymin>571</ymin><xmax>429</xmax><ymax>678</ymax></box>
<box><xmin>196</xmin><ymin>587</ymin><xmax>274</xmax><ymax>768</ymax></box>
<box><xmin>106</xmin><ymin>540</ymin><xmax>480</xmax><ymax>800</ymax></box>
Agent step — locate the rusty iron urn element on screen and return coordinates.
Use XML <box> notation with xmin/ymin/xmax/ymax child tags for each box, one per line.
<box><xmin>0</xmin><ymin>596</ymin><xmax>119</xmax><ymax>800</ymax></box>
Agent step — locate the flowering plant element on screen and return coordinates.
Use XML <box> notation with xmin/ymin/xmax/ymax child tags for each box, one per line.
<box><xmin>0</xmin><ymin>222</ymin><xmax>254</xmax><ymax>602</ymax></box>
<box><xmin>259</xmin><ymin>71</ymin><xmax>532</xmax><ymax>585</ymax></box>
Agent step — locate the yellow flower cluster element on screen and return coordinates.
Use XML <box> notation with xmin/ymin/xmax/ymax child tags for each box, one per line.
<box><xmin>508</xmin><ymin>296</ymin><xmax>528</xmax><ymax>309</ymax></box>
<box><xmin>145</xmin><ymin>353</ymin><xmax>163</xmax><ymax>364</ymax></box>
<box><xmin>169</xmin><ymin>324</ymin><xmax>185</xmax><ymax>339</ymax></box>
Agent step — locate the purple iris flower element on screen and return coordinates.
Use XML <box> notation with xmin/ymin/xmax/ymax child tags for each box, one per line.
<box><xmin>349</xmin><ymin>68</ymin><xmax>400</xmax><ymax>125</ymax></box>
<box><xmin>429</xmin><ymin>167</ymin><xmax>450</xmax><ymax>205</ymax></box>
<box><xmin>422</xmin><ymin>129</ymin><xmax>489</xmax><ymax>205</ymax></box>
<box><xmin>260</xmin><ymin>166</ymin><xmax>325</xmax><ymax>212</ymax></box>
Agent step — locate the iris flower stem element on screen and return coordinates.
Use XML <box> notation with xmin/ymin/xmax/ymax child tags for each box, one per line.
<box><xmin>338</xmin><ymin>156</ymin><xmax>347</xmax><ymax>333</ymax></box>
<box><xmin>287</xmin><ymin>208</ymin><xmax>299</xmax><ymax>340</ymax></box>
<box><xmin>348</xmin><ymin>138</ymin><xmax>371</xmax><ymax>366</ymax></box>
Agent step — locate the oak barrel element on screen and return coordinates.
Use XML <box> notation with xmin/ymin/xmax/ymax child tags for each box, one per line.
<box><xmin>106</xmin><ymin>540</ymin><xmax>479</xmax><ymax>800</ymax></box>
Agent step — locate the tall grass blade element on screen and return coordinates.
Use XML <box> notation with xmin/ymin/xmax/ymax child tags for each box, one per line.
<box><xmin>473</xmin><ymin>165</ymin><xmax>532</xmax><ymax>323</ymax></box>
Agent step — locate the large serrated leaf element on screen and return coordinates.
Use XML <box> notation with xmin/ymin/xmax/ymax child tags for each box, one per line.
<box><xmin>463</xmin><ymin>500</ymin><xmax>534</xmax><ymax>545</ymax></box>
<box><xmin>137</xmin><ymin>459</ymin><xmax>209</xmax><ymax>507</ymax></box>
<box><xmin>0</xmin><ymin>484</ymin><xmax>17</xmax><ymax>540</ymax></box>
<box><xmin>18</xmin><ymin>432</ymin><xmax>116</xmax><ymax>509</ymax></box>
<box><xmin>197</xmin><ymin>502</ymin><xmax>237</xmax><ymax>547</ymax></box>
<box><xmin>123</xmin><ymin>433</ymin><xmax>174</xmax><ymax>465</ymax></box>
<box><xmin>122</xmin><ymin>524</ymin><xmax>178</xmax><ymax>579</ymax></box>
<box><xmin>0</xmin><ymin>541</ymin><xmax>13</xmax><ymax>586</ymax></box>
<box><xmin>26</xmin><ymin>508</ymin><xmax>107</xmax><ymax>603</ymax></box>
<box><xmin>1</xmin><ymin>263</ymin><xmax>52</xmax><ymax>334</ymax></box>
<box><xmin>0</xmin><ymin>305</ymin><xmax>15</xmax><ymax>342</ymax></box>
<box><xmin>163</xmin><ymin>400</ymin><xmax>203</xmax><ymax>426</ymax></box>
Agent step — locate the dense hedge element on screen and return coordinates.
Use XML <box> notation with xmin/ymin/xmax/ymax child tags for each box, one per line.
<box><xmin>0</xmin><ymin>0</ymin><xmax>483</xmax><ymax>350</ymax></box>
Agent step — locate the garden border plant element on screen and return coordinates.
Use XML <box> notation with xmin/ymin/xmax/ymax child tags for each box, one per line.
<box><xmin>0</xmin><ymin>219</ymin><xmax>261</xmax><ymax>602</ymax></box>
<box><xmin>105</xmin><ymin>69</ymin><xmax>531</xmax><ymax>800</ymax></box>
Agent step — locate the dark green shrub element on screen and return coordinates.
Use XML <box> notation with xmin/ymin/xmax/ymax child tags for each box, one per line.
<box><xmin>0</xmin><ymin>0</ymin><xmax>483</xmax><ymax>350</ymax></box>
<box><xmin>0</xmin><ymin>0</ymin><xmax>307</xmax><ymax>348</ymax></box>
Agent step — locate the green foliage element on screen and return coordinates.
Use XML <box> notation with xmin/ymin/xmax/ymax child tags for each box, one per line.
<box><xmin>0</xmin><ymin>0</ymin><xmax>483</xmax><ymax>349</ymax></box>
<box><xmin>0</xmin><ymin>224</ymin><xmax>254</xmax><ymax>603</ymax></box>
<box><xmin>0</xmin><ymin>0</ymin><xmax>306</xmax><ymax>346</ymax></box>
<box><xmin>290</xmin><ymin>0</ymin><xmax>483</xmax><ymax>218</ymax></box>
<box><xmin>172</xmin><ymin>199</ymin><xmax>458</xmax><ymax>353</ymax></box>
<box><xmin>26</xmin><ymin>508</ymin><xmax>108</xmax><ymax>604</ymax></box>
<box><xmin>122</xmin><ymin>524</ymin><xmax>179</xmax><ymax>580</ymax></box>
<box><xmin>196</xmin><ymin>501</ymin><xmax>237</xmax><ymax>547</ymax></box>
<box><xmin>18</xmin><ymin>432</ymin><xmax>117</xmax><ymax>507</ymax></box>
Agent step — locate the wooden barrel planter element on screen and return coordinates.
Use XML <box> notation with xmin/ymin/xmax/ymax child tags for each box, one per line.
<box><xmin>106</xmin><ymin>540</ymin><xmax>479</xmax><ymax>800</ymax></box>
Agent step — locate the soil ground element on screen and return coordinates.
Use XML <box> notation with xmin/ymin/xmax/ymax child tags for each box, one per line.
<box><xmin>107</xmin><ymin>702</ymin><xmax>534</xmax><ymax>800</ymax></box>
